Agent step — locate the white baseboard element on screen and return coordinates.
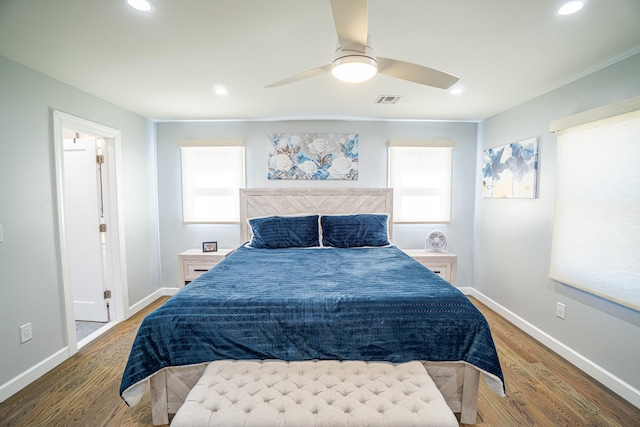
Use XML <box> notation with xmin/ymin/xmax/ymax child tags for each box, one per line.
<box><xmin>128</xmin><ymin>289</ymin><xmax>163</xmax><ymax>317</ymax></box>
<box><xmin>0</xmin><ymin>347</ymin><xmax>69</xmax><ymax>403</ymax></box>
<box><xmin>77</xmin><ymin>321</ymin><xmax>119</xmax><ymax>350</ymax></box>
<box><xmin>1</xmin><ymin>287</ymin><xmax>179</xmax><ymax>404</ymax></box>
<box><xmin>128</xmin><ymin>287</ymin><xmax>177</xmax><ymax>317</ymax></box>
<box><xmin>469</xmin><ymin>288</ymin><xmax>640</xmax><ymax>410</ymax></box>
<box><xmin>457</xmin><ymin>286</ymin><xmax>473</xmax><ymax>295</ymax></box>
<box><xmin>162</xmin><ymin>287</ymin><xmax>179</xmax><ymax>296</ymax></box>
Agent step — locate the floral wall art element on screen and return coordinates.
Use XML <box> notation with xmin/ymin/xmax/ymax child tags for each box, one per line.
<box><xmin>267</xmin><ymin>132</ymin><xmax>359</xmax><ymax>180</ymax></box>
<box><xmin>482</xmin><ymin>137</ymin><xmax>539</xmax><ymax>198</ymax></box>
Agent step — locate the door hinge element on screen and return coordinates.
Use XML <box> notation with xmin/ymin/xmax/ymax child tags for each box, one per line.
<box><xmin>96</xmin><ymin>154</ymin><xmax>104</xmax><ymax>164</ymax></box>
<box><xmin>103</xmin><ymin>289</ymin><xmax>112</xmax><ymax>299</ymax></box>
<box><xmin>99</xmin><ymin>224</ymin><xmax>107</xmax><ymax>233</ymax></box>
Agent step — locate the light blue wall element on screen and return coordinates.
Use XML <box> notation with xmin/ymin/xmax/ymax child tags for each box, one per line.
<box><xmin>476</xmin><ymin>52</ymin><xmax>640</xmax><ymax>391</ymax></box>
<box><xmin>3</xmin><ymin>47</ymin><xmax>639</xmax><ymax>408</ymax></box>
<box><xmin>0</xmin><ymin>56</ymin><xmax>161</xmax><ymax>389</ymax></box>
<box><xmin>156</xmin><ymin>120</ymin><xmax>478</xmax><ymax>288</ymax></box>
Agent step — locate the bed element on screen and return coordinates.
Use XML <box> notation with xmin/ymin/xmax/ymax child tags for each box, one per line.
<box><xmin>120</xmin><ymin>188</ymin><xmax>505</xmax><ymax>425</ymax></box>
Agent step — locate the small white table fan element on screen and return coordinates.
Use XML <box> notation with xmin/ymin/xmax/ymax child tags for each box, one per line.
<box><xmin>425</xmin><ymin>230</ymin><xmax>448</xmax><ymax>252</ymax></box>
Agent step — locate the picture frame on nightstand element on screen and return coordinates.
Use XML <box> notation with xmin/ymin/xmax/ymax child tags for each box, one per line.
<box><xmin>202</xmin><ymin>241</ymin><xmax>218</xmax><ymax>252</ymax></box>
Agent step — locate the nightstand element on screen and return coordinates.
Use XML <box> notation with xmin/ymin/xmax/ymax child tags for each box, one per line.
<box><xmin>401</xmin><ymin>249</ymin><xmax>458</xmax><ymax>285</ymax></box>
<box><xmin>177</xmin><ymin>248</ymin><xmax>235</xmax><ymax>288</ymax></box>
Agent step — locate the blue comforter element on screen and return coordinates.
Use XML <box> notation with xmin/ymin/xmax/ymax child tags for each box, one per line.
<box><xmin>120</xmin><ymin>245</ymin><xmax>504</xmax><ymax>402</ymax></box>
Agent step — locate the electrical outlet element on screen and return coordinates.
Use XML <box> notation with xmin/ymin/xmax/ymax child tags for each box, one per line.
<box><xmin>556</xmin><ymin>302</ymin><xmax>566</xmax><ymax>319</ymax></box>
<box><xmin>20</xmin><ymin>323</ymin><xmax>33</xmax><ymax>343</ymax></box>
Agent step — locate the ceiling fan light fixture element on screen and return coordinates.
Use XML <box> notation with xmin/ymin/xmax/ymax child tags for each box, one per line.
<box><xmin>126</xmin><ymin>0</ymin><xmax>154</xmax><ymax>12</ymax></box>
<box><xmin>557</xmin><ymin>0</ymin><xmax>586</xmax><ymax>15</ymax></box>
<box><xmin>331</xmin><ymin>56</ymin><xmax>378</xmax><ymax>83</ymax></box>
<box><xmin>213</xmin><ymin>85</ymin><xmax>229</xmax><ymax>95</ymax></box>
<box><xmin>449</xmin><ymin>86</ymin><xmax>464</xmax><ymax>95</ymax></box>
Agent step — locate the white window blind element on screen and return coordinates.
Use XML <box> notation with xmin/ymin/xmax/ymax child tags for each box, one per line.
<box><xmin>180</xmin><ymin>139</ymin><xmax>245</xmax><ymax>223</ymax></box>
<box><xmin>388</xmin><ymin>139</ymin><xmax>454</xmax><ymax>223</ymax></box>
<box><xmin>549</xmin><ymin>99</ymin><xmax>640</xmax><ymax>311</ymax></box>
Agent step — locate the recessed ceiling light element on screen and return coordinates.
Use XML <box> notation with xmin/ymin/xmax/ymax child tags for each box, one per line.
<box><xmin>449</xmin><ymin>86</ymin><xmax>464</xmax><ymax>96</ymax></box>
<box><xmin>126</xmin><ymin>0</ymin><xmax>154</xmax><ymax>12</ymax></box>
<box><xmin>557</xmin><ymin>1</ymin><xmax>586</xmax><ymax>16</ymax></box>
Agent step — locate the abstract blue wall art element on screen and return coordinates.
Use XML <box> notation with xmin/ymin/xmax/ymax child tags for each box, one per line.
<box><xmin>268</xmin><ymin>132</ymin><xmax>359</xmax><ymax>180</ymax></box>
<box><xmin>482</xmin><ymin>137</ymin><xmax>539</xmax><ymax>198</ymax></box>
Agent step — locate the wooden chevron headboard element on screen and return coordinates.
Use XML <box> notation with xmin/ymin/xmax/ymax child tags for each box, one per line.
<box><xmin>239</xmin><ymin>188</ymin><xmax>393</xmax><ymax>242</ymax></box>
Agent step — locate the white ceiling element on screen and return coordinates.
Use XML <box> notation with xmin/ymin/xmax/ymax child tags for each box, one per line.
<box><xmin>1</xmin><ymin>0</ymin><xmax>639</xmax><ymax>122</ymax></box>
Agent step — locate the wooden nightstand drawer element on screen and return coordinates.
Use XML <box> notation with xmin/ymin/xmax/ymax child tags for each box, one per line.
<box><xmin>401</xmin><ymin>249</ymin><xmax>458</xmax><ymax>285</ymax></box>
<box><xmin>420</xmin><ymin>261</ymin><xmax>452</xmax><ymax>281</ymax></box>
<box><xmin>184</xmin><ymin>262</ymin><xmax>218</xmax><ymax>281</ymax></box>
<box><xmin>178</xmin><ymin>248</ymin><xmax>235</xmax><ymax>288</ymax></box>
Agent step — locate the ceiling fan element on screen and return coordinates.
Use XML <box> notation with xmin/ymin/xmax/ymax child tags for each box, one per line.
<box><xmin>265</xmin><ymin>0</ymin><xmax>459</xmax><ymax>89</ymax></box>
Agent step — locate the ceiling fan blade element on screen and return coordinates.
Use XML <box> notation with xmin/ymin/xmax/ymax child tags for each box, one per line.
<box><xmin>264</xmin><ymin>65</ymin><xmax>331</xmax><ymax>88</ymax></box>
<box><xmin>377</xmin><ymin>57</ymin><xmax>459</xmax><ymax>89</ymax></box>
<box><xmin>330</xmin><ymin>0</ymin><xmax>368</xmax><ymax>52</ymax></box>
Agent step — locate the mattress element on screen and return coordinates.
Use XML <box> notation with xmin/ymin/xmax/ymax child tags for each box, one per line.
<box><xmin>120</xmin><ymin>245</ymin><xmax>504</xmax><ymax>405</ymax></box>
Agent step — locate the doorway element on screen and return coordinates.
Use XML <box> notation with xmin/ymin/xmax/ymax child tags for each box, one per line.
<box><xmin>63</xmin><ymin>136</ymin><xmax>109</xmax><ymax>342</ymax></box>
<box><xmin>53</xmin><ymin>111</ymin><xmax>129</xmax><ymax>354</ymax></box>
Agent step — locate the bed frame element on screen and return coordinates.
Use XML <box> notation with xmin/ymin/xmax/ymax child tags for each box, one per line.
<box><xmin>149</xmin><ymin>188</ymin><xmax>480</xmax><ymax>425</ymax></box>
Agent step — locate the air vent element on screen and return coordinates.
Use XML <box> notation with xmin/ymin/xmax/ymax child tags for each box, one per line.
<box><xmin>374</xmin><ymin>95</ymin><xmax>402</xmax><ymax>105</ymax></box>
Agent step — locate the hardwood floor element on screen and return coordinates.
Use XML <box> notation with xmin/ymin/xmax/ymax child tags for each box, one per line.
<box><xmin>0</xmin><ymin>297</ymin><xmax>168</xmax><ymax>427</ymax></box>
<box><xmin>466</xmin><ymin>299</ymin><xmax>640</xmax><ymax>427</ymax></box>
<box><xmin>0</xmin><ymin>296</ymin><xmax>638</xmax><ymax>426</ymax></box>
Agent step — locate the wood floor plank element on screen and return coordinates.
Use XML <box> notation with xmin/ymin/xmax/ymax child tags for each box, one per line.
<box><xmin>1</xmin><ymin>295</ymin><xmax>638</xmax><ymax>426</ymax></box>
<box><xmin>464</xmin><ymin>298</ymin><xmax>640</xmax><ymax>427</ymax></box>
<box><xmin>0</xmin><ymin>297</ymin><xmax>168</xmax><ymax>427</ymax></box>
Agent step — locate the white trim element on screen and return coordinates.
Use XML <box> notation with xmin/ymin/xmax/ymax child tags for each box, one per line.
<box><xmin>457</xmin><ymin>286</ymin><xmax>473</xmax><ymax>295</ymax></box>
<box><xmin>549</xmin><ymin>94</ymin><xmax>640</xmax><ymax>132</ymax></box>
<box><xmin>52</xmin><ymin>113</ymin><xmax>77</xmax><ymax>352</ymax></box>
<box><xmin>128</xmin><ymin>287</ymin><xmax>178</xmax><ymax>317</ymax></box>
<box><xmin>52</xmin><ymin>110</ymin><xmax>129</xmax><ymax>357</ymax></box>
<box><xmin>162</xmin><ymin>287</ymin><xmax>179</xmax><ymax>296</ymax></box>
<box><xmin>388</xmin><ymin>139</ymin><xmax>456</xmax><ymax>148</ymax></box>
<box><xmin>106</xmin><ymin>130</ymin><xmax>131</xmax><ymax>320</ymax></box>
<box><xmin>469</xmin><ymin>288</ymin><xmax>640</xmax><ymax>409</ymax></box>
<box><xmin>178</xmin><ymin>138</ymin><xmax>243</xmax><ymax>147</ymax></box>
<box><xmin>129</xmin><ymin>289</ymin><xmax>163</xmax><ymax>317</ymax></box>
<box><xmin>77</xmin><ymin>321</ymin><xmax>119</xmax><ymax>350</ymax></box>
<box><xmin>0</xmin><ymin>348</ymin><xmax>69</xmax><ymax>403</ymax></box>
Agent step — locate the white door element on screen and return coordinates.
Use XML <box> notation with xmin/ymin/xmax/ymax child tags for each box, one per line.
<box><xmin>63</xmin><ymin>138</ymin><xmax>108</xmax><ymax>322</ymax></box>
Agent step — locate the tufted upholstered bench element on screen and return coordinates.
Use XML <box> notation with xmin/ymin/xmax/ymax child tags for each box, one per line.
<box><xmin>170</xmin><ymin>360</ymin><xmax>458</xmax><ymax>427</ymax></box>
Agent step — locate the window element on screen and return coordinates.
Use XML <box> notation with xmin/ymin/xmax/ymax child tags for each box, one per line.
<box><xmin>549</xmin><ymin>96</ymin><xmax>640</xmax><ymax>311</ymax></box>
<box><xmin>388</xmin><ymin>139</ymin><xmax>454</xmax><ymax>223</ymax></box>
<box><xmin>180</xmin><ymin>139</ymin><xmax>245</xmax><ymax>223</ymax></box>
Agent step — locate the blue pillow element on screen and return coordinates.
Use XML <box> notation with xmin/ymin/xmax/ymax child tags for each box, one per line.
<box><xmin>321</xmin><ymin>214</ymin><xmax>390</xmax><ymax>248</ymax></box>
<box><xmin>248</xmin><ymin>215</ymin><xmax>320</xmax><ymax>249</ymax></box>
